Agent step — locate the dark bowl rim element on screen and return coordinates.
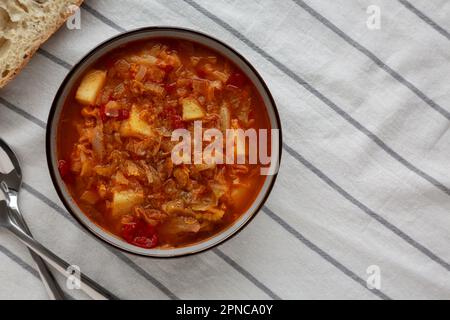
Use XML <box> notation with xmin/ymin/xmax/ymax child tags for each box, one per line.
<box><xmin>46</xmin><ymin>26</ymin><xmax>283</xmax><ymax>259</ymax></box>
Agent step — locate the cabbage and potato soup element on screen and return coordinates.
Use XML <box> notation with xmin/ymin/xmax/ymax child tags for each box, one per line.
<box><xmin>57</xmin><ymin>39</ymin><xmax>270</xmax><ymax>248</ymax></box>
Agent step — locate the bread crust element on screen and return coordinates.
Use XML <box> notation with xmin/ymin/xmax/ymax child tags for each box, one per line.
<box><xmin>0</xmin><ymin>0</ymin><xmax>84</xmax><ymax>89</ymax></box>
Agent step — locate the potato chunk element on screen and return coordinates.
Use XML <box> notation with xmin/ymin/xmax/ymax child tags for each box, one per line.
<box><xmin>182</xmin><ymin>98</ymin><xmax>205</xmax><ymax>121</ymax></box>
<box><xmin>120</xmin><ymin>105</ymin><xmax>154</xmax><ymax>138</ymax></box>
<box><xmin>111</xmin><ymin>190</ymin><xmax>144</xmax><ymax>217</ymax></box>
<box><xmin>75</xmin><ymin>70</ymin><xmax>107</xmax><ymax>105</ymax></box>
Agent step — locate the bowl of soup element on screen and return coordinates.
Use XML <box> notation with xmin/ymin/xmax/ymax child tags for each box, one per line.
<box><xmin>46</xmin><ymin>27</ymin><xmax>282</xmax><ymax>257</ymax></box>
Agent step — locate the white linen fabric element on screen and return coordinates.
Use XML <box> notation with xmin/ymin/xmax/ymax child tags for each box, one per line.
<box><xmin>0</xmin><ymin>0</ymin><xmax>449</xmax><ymax>300</ymax></box>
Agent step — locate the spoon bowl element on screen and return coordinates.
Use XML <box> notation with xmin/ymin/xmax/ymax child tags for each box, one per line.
<box><xmin>0</xmin><ymin>139</ymin><xmax>22</xmax><ymax>193</ymax></box>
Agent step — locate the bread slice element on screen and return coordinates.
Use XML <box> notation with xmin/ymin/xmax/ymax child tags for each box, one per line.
<box><xmin>0</xmin><ymin>0</ymin><xmax>84</xmax><ymax>88</ymax></box>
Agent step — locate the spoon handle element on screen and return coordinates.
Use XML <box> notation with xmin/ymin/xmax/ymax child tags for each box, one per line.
<box><xmin>6</xmin><ymin>220</ymin><xmax>118</xmax><ymax>300</ymax></box>
<box><xmin>9</xmin><ymin>206</ymin><xmax>66</xmax><ymax>300</ymax></box>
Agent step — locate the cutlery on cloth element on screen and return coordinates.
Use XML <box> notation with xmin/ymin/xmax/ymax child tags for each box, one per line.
<box><xmin>0</xmin><ymin>139</ymin><xmax>65</xmax><ymax>299</ymax></box>
<box><xmin>0</xmin><ymin>139</ymin><xmax>118</xmax><ymax>300</ymax></box>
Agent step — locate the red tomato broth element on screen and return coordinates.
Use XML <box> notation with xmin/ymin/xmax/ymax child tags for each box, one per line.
<box><xmin>57</xmin><ymin>38</ymin><xmax>272</xmax><ymax>249</ymax></box>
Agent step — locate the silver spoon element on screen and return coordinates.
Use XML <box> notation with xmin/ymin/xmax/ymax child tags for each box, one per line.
<box><xmin>0</xmin><ymin>139</ymin><xmax>118</xmax><ymax>300</ymax></box>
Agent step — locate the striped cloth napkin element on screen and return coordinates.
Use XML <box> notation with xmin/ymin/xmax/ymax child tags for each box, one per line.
<box><xmin>0</xmin><ymin>0</ymin><xmax>449</xmax><ymax>299</ymax></box>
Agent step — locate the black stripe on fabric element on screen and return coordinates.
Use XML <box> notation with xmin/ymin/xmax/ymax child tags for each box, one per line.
<box><xmin>0</xmin><ymin>245</ymin><xmax>77</xmax><ymax>299</ymax></box>
<box><xmin>181</xmin><ymin>0</ymin><xmax>450</xmax><ymax>197</ymax></box>
<box><xmin>37</xmin><ymin>49</ymin><xmax>73</xmax><ymax>70</ymax></box>
<box><xmin>0</xmin><ymin>244</ymin><xmax>40</xmax><ymax>279</ymax></box>
<box><xmin>262</xmin><ymin>207</ymin><xmax>391</xmax><ymax>300</ymax></box>
<box><xmin>292</xmin><ymin>0</ymin><xmax>450</xmax><ymax>120</ymax></box>
<box><xmin>39</xmin><ymin>48</ymin><xmax>74</xmax><ymax>70</ymax></box>
<box><xmin>21</xmin><ymin>182</ymin><xmax>179</xmax><ymax>300</ymax></box>
<box><xmin>212</xmin><ymin>248</ymin><xmax>281</xmax><ymax>300</ymax></box>
<box><xmin>0</xmin><ymin>97</ymin><xmax>46</xmax><ymax>130</ymax></box>
<box><xmin>81</xmin><ymin>2</ymin><xmax>126</xmax><ymax>32</ymax></box>
<box><xmin>283</xmin><ymin>142</ymin><xmax>450</xmax><ymax>272</ymax></box>
<box><xmin>398</xmin><ymin>0</ymin><xmax>450</xmax><ymax>41</ymax></box>
<box><xmin>2</xmin><ymin>97</ymin><xmax>391</xmax><ymax>299</ymax></box>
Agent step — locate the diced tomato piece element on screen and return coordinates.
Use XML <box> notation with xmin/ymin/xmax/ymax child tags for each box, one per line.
<box><xmin>100</xmin><ymin>104</ymin><xmax>108</xmax><ymax>122</ymax></box>
<box><xmin>121</xmin><ymin>222</ymin><xmax>137</xmax><ymax>243</ymax></box>
<box><xmin>163</xmin><ymin>107</ymin><xmax>185</xmax><ymax>129</ymax></box>
<box><xmin>117</xmin><ymin>109</ymin><xmax>130</xmax><ymax>120</ymax></box>
<box><xmin>132</xmin><ymin>234</ymin><xmax>158</xmax><ymax>249</ymax></box>
<box><xmin>227</xmin><ymin>72</ymin><xmax>246</xmax><ymax>87</ymax></box>
<box><xmin>163</xmin><ymin>64</ymin><xmax>174</xmax><ymax>73</ymax></box>
<box><xmin>171</xmin><ymin>114</ymin><xmax>185</xmax><ymax>129</ymax></box>
<box><xmin>121</xmin><ymin>218</ymin><xmax>158</xmax><ymax>248</ymax></box>
<box><xmin>165</xmin><ymin>82</ymin><xmax>177</xmax><ymax>94</ymax></box>
<box><xmin>58</xmin><ymin>160</ymin><xmax>70</xmax><ymax>179</ymax></box>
